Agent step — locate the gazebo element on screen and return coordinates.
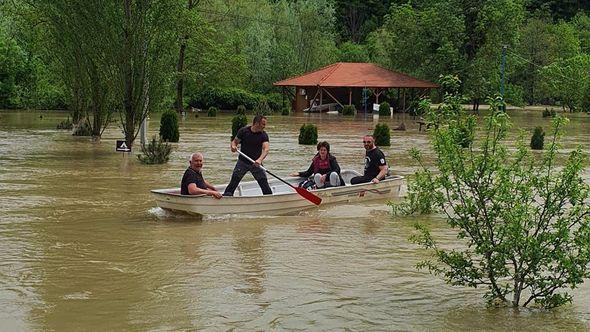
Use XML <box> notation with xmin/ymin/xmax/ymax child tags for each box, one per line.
<box><xmin>274</xmin><ymin>62</ymin><xmax>439</xmax><ymax>113</ymax></box>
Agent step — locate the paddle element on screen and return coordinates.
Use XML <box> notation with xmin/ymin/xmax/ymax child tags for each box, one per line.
<box><xmin>236</xmin><ymin>150</ymin><xmax>322</xmax><ymax>205</ymax></box>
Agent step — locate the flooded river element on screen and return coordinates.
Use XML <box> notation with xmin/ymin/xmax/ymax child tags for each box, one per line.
<box><xmin>1</xmin><ymin>109</ymin><xmax>589</xmax><ymax>330</ymax></box>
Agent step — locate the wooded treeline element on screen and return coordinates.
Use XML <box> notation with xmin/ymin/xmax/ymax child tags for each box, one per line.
<box><xmin>1</xmin><ymin>0</ymin><xmax>589</xmax><ymax>143</ymax></box>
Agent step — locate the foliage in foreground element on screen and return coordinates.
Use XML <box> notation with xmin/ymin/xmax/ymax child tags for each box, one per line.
<box><xmin>391</xmin><ymin>99</ymin><xmax>590</xmax><ymax>309</ymax></box>
<box><xmin>137</xmin><ymin>136</ymin><xmax>172</xmax><ymax>164</ymax></box>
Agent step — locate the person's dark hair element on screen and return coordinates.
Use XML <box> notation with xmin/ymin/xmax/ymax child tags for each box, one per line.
<box><xmin>317</xmin><ymin>141</ymin><xmax>330</xmax><ymax>153</ymax></box>
<box><xmin>252</xmin><ymin>114</ymin><xmax>267</xmax><ymax>125</ymax></box>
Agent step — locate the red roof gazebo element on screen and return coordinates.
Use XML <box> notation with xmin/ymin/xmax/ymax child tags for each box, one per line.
<box><xmin>274</xmin><ymin>62</ymin><xmax>439</xmax><ymax>113</ymax></box>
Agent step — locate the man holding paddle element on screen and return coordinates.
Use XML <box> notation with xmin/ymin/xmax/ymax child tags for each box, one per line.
<box><xmin>223</xmin><ymin>115</ymin><xmax>273</xmax><ymax>196</ymax></box>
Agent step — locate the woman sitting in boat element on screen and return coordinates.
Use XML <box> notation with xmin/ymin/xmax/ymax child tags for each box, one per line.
<box><xmin>290</xmin><ymin>141</ymin><xmax>344</xmax><ymax>188</ymax></box>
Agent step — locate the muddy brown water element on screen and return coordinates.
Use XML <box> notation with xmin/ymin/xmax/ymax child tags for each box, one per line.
<box><xmin>0</xmin><ymin>109</ymin><xmax>589</xmax><ymax>330</ymax></box>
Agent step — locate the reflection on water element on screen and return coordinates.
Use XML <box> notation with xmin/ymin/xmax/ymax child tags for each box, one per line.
<box><xmin>0</xmin><ymin>110</ymin><xmax>589</xmax><ymax>330</ymax></box>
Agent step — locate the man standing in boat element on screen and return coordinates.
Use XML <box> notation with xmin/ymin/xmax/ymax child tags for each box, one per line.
<box><xmin>350</xmin><ymin>135</ymin><xmax>389</xmax><ymax>185</ymax></box>
<box><xmin>181</xmin><ymin>153</ymin><xmax>223</xmax><ymax>198</ymax></box>
<box><xmin>223</xmin><ymin>114</ymin><xmax>272</xmax><ymax>196</ymax></box>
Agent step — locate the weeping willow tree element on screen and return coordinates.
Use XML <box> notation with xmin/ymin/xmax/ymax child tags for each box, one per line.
<box><xmin>29</xmin><ymin>0</ymin><xmax>118</xmax><ymax>137</ymax></box>
<box><xmin>29</xmin><ymin>0</ymin><xmax>178</xmax><ymax>145</ymax></box>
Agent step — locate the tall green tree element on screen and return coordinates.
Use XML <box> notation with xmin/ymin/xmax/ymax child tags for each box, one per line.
<box><xmin>334</xmin><ymin>0</ymin><xmax>393</xmax><ymax>43</ymax></box>
<box><xmin>31</xmin><ymin>0</ymin><xmax>178</xmax><ymax>144</ymax></box>
<box><xmin>115</xmin><ymin>0</ymin><xmax>178</xmax><ymax>147</ymax></box>
<box><xmin>539</xmin><ymin>54</ymin><xmax>590</xmax><ymax>111</ymax></box>
<box><xmin>367</xmin><ymin>2</ymin><xmax>465</xmax><ymax>81</ymax></box>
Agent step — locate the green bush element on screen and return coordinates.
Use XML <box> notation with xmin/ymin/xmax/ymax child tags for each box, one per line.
<box><xmin>231</xmin><ymin>114</ymin><xmax>248</xmax><ymax>140</ymax></box>
<box><xmin>342</xmin><ymin>105</ymin><xmax>356</xmax><ymax>116</ymax></box>
<box><xmin>236</xmin><ymin>105</ymin><xmax>246</xmax><ymax>115</ymax></box>
<box><xmin>159</xmin><ymin>110</ymin><xmax>179</xmax><ymax>142</ymax></box>
<box><xmin>542</xmin><ymin>108</ymin><xmax>556</xmax><ymax>118</ymax></box>
<box><xmin>530</xmin><ymin>126</ymin><xmax>544</xmax><ymax>150</ymax></box>
<box><xmin>379</xmin><ymin>102</ymin><xmax>391</xmax><ymax>116</ymax></box>
<box><xmin>373</xmin><ymin>123</ymin><xmax>390</xmax><ymax>146</ymax></box>
<box><xmin>281</xmin><ymin>107</ymin><xmax>290</xmax><ymax>116</ymax></box>
<box><xmin>188</xmin><ymin>87</ymin><xmax>260</xmax><ymax>110</ymax></box>
<box><xmin>137</xmin><ymin>136</ymin><xmax>172</xmax><ymax>164</ymax></box>
<box><xmin>298</xmin><ymin>124</ymin><xmax>318</xmax><ymax>145</ymax></box>
<box><xmin>207</xmin><ymin>106</ymin><xmax>218</xmax><ymax>117</ymax></box>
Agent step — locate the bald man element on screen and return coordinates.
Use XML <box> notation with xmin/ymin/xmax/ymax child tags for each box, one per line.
<box><xmin>350</xmin><ymin>135</ymin><xmax>388</xmax><ymax>185</ymax></box>
<box><xmin>180</xmin><ymin>153</ymin><xmax>222</xmax><ymax>199</ymax></box>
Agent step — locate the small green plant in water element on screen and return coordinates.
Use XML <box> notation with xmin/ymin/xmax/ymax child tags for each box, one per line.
<box><xmin>207</xmin><ymin>106</ymin><xmax>218</xmax><ymax>117</ymax></box>
<box><xmin>159</xmin><ymin>110</ymin><xmax>179</xmax><ymax>142</ymax></box>
<box><xmin>342</xmin><ymin>105</ymin><xmax>356</xmax><ymax>116</ymax></box>
<box><xmin>530</xmin><ymin>126</ymin><xmax>544</xmax><ymax>150</ymax></box>
<box><xmin>231</xmin><ymin>114</ymin><xmax>247</xmax><ymax>140</ymax></box>
<box><xmin>298</xmin><ymin>124</ymin><xmax>318</xmax><ymax>145</ymax></box>
<box><xmin>373</xmin><ymin>123</ymin><xmax>390</xmax><ymax>146</ymax></box>
<box><xmin>379</xmin><ymin>102</ymin><xmax>391</xmax><ymax>116</ymax></box>
<box><xmin>281</xmin><ymin>107</ymin><xmax>290</xmax><ymax>116</ymax></box>
<box><xmin>391</xmin><ymin>96</ymin><xmax>590</xmax><ymax>309</ymax></box>
<box><xmin>137</xmin><ymin>136</ymin><xmax>172</xmax><ymax>164</ymax></box>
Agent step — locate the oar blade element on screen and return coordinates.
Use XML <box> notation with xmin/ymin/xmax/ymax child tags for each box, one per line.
<box><xmin>295</xmin><ymin>187</ymin><xmax>322</xmax><ymax>205</ymax></box>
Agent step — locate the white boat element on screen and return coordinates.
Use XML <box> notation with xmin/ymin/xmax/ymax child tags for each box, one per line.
<box><xmin>151</xmin><ymin>170</ymin><xmax>404</xmax><ymax>216</ymax></box>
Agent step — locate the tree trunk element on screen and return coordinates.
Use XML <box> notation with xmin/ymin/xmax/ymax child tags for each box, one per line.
<box><xmin>175</xmin><ymin>0</ymin><xmax>195</xmax><ymax>114</ymax></box>
<box><xmin>123</xmin><ymin>0</ymin><xmax>135</xmax><ymax>148</ymax></box>
<box><xmin>175</xmin><ymin>37</ymin><xmax>187</xmax><ymax>113</ymax></box>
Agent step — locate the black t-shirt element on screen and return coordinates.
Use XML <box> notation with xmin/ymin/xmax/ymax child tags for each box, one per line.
<box><xmin>364</xmin><ymin>148</ymin><xmax>387</xmax><ymax>178</ymax></box>
<box><xmin>181</xmin><ymin>168</ymin><xmax>207</xmax><ymax>195</ymax></box>
<box><xmin>236</xmin><ymin>126</ymin><xmax>269</xmax><ymax>163</ymax></box>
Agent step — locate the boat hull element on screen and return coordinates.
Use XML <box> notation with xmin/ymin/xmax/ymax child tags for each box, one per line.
<box><xmin>151</xmin><ymin>172</ymin><xmax>404</xmax><ymax>216</ymax></box>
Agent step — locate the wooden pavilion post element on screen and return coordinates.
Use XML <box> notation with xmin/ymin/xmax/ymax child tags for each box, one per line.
<box><xmin>374</xmin><ymin>88</ymin><xmax>383</xmax><ymax>104</ymax></box>
<box><xmin>348</xmin><ymin>88</ymin><xmax>352</xmax><ymax>105</ymax></box>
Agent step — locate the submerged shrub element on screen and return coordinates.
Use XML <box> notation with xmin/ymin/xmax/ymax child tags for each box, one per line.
<box><xmin>379</xmin><ymin>102</ymin><xmax>391</xmax><ymax>116</ymax></box>
<box><xmin>207</xmin><ymin>106</ymin><xmax>218</xmax><ymax>117</ymax></box>
<box><xmin>373</xmin><ymin>123</ymin><xmax>391</xmax><ymax>146</ymax></box>
<box><xmin>530</xmin><ymin>126</ymin><xmax>545</xmax><ymax>150</ymax></box>
<box><xmin>342</xmin><ymin>105</ymin><xmax>356</xmax><ymax>116</ymax></box>
<box><xmin>299</xmin><ymin>124</ymin><xmax>318</xmax><ymax>145</ymax></box>
<box><xmin>137</xmin><ymin>136</ymin><xmax>172</xmax><ymax>164</ymax></box>
<box><xmin>542</xmin><ymin>108</ymin><xmax>556</xmax><ymax>118</ymax></box>
<box><xmin>281</xmin><ymin>107</ymin><xmax>290</xmax><ymax>116</ymax></box>
<box><xmin>159</xmin><ymin>110</ymin><xmax>179</xmax><ymax>142</ymax></box>
<box><xmin>72</xmin><ymin>121</ymin><xmax>92</xmax><ymax>136</ymax></box>
<box><xmin>231</xmin><ymin>114</ymin><xmax>247</xmax><ymax>140</ymax></box>
<box><xmin>236</xmin><ymin>105</ymin><xmax>247</xmax><ymax>115</ymax></box>
<box><xmin>57</xmin><ymin>117</ymin><xmax>73</xmax><ymax>130</ymax></box>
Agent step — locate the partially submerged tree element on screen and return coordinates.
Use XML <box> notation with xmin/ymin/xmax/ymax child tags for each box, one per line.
<box><xmin>393</xmin><ymin>98</ymin><xmax>590</xmax><ymax>308</ymax></box>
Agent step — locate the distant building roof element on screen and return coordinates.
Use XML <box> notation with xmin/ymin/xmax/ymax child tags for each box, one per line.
<box><xmin>274</xmin><ymin>62</ymin><xmax>439</xmax><ymax>88</ymax></box>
